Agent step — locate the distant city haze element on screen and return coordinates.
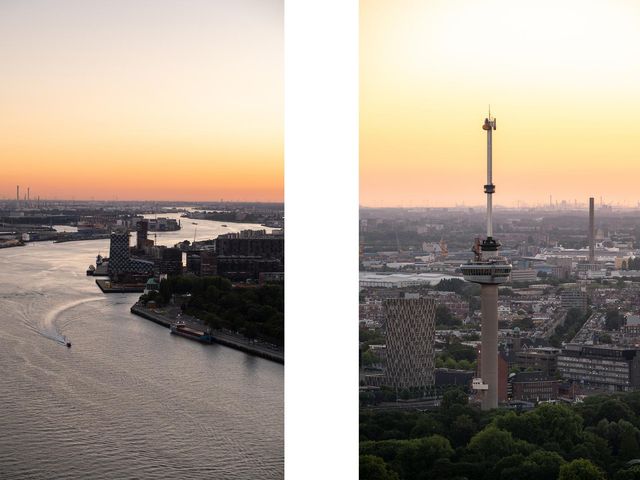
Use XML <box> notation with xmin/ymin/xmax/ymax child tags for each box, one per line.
<box><xmin>0</xmin><ymin>0</ymin><xmax>283</xmax><ymax>202</ymax></box>
<box><xmin>361</xmin><ymin>0</ymin><xmax>640</xmax><ymax>207</ymax></box>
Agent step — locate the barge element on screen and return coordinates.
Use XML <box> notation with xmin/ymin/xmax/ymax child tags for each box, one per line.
<box><xmin>170</xmin><ymin>322</ymin><xmax>213</xmax><ymax>344</ymax></box>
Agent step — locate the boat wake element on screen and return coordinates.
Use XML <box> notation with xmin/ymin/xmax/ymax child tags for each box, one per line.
<box><xmin>40</xmin><ymin>297</ymin><xmax>105</xmax><ymax>345</ymax></box>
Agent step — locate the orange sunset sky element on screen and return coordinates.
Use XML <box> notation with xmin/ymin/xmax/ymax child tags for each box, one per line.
<box><xmin>0</xmin><ymin>0</ymin><xmax>283</xmax><ymax>202</ymax></box>
<box><xmin>361</xmin><ymin>0</ymin><xmax>640</xmax><ymax>208</ymax></box>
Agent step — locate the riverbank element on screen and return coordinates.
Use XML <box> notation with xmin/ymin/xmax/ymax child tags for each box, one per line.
<box><xmin>130</xmin><ymin>303</ymin><xmax>284</xmax><ymax>364</ymax></box>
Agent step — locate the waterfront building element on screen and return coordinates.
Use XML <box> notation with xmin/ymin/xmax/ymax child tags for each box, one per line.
<box><xmin>186</xmin><ymin>253</ymin><xmax>201</xmax><ymax>275</ymax></box>
<box><xmin>143</xmin><ymin>278</ymin><xmax>160</xmax><ymax>295</ymax></box>
<box><xmin>136</xmin><ymin>220</ymin><xmax>149</xmax><ymax>250</ymax></box>
<box><xmin>200</xmin><ymin>250</ymin><xmax>217</xmax><ymax>276</ymax></box>
<box><xmin>215</xmin><ymin>231</ymin><xmax>284</xmax><ymax>261</ymax></box>
<box><xmin>107</xmin><ymin>230</ymin><xmax>154</xmax><ymax>280</ymax></box>
<box><xmin>383</xmin><ymin>297</ymin><xmax>436</xmax><ymax>390</ymax></box>
<box><xmin>156</xmin><ymin>247</ymin><xmax>183</xmax><ymax>276</ymax></box>
<box><xmin>216</xmin><ymin>256</ymin><xmax>282</xmax><ymax>282</ymax></box>
<box><xmin>148</xmin><ymin>217</ymin><xmax>180</xmax><ymax>231</ymax></box>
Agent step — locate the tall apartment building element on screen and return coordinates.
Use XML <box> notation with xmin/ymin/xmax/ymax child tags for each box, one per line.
<box><xmin>383</xmin><ymin>298</ymin><xmax>436</xmax><ymax>389</ymax></box>
<box><xmin>107</xmin><ymin>230</ymin><xmax>154</xmax><ymax>279</ymax></box>
<box><xmin>136</xmin><ymin>220</ymin><xmax>148</xmax><ymax>250</ymax></box>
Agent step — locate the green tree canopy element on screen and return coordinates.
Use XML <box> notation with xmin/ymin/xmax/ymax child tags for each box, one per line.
<box><xmin>558</xmin><ymin>459</ymin><xmax>606</xmax><ymax>480</ymax></box>
<box><xmin>359</xmin><ymin>455</ymin><xmax>399</xmax><ymax>480</ymax></box>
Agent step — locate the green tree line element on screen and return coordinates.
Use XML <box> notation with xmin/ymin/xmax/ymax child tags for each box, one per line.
<box><xmin>143</xmin><ymin>275</ymin><xmax>284</xmax><ymax>345</ymax></box>
<box><xmin>361</xmin><ymin>390</ymin><xmax>640</xmax><ymax>480</ymax></box>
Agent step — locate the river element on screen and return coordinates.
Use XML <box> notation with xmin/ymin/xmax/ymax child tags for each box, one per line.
<box><xmin>0</xmin><ymin>216</ymin><xmax>283</xmax><ymax>479</ymax></box>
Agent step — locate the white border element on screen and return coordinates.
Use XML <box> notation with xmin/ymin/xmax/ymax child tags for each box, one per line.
<box><xmin>285</xmin><ymin>0</ymin><xmax>359</xmax><ymax>477</ymax></box>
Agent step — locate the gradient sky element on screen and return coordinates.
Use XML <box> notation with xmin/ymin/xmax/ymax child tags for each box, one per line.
<box><xmin>361</xmin><ymin>0</ymin><xmax>640</xmax><ymax>208</ymax></box>
<box><xmin>0</xmin><ymin>0</ymin><xmax>282</xmax><ymax>202</ymax></box>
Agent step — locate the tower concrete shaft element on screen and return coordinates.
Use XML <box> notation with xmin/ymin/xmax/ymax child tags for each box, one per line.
<box><xmin>480</xmin><ymin>284</ymin><xmax>498</xmax><ymax>409</ymax></box>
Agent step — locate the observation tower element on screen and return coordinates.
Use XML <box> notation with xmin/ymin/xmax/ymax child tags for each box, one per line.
<box><xmin>460</xmin><ymin>113</ymin><xmax>512</xmax><ymax>410</ymax></box>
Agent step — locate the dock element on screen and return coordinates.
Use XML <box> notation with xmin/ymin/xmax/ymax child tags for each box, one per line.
<box><xmin>96</xmin><ymin>279</ymin><xmax>145</xmax><ymax>293</ymax></box>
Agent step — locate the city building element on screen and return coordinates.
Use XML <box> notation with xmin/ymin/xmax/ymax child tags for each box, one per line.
<box><xmin>383</xmin><ymin>298</ymin><xmax>436</xmax><ymax>390</ymax></box>
<box><xmin>560</xmin><ymin>288</ymin><xmax>588</xmax><ymax>311</ymax></box>
<box><xmin>515</xmin><ymin>347</ymin><xmax>560</xmax><ymax>376</ymax></box>
<box><xmin>136</xmin><ymin>220</ymin><xmax>149</xmax><ymax>250</ymax></box>
<box><xmin>154</xmin><ymin>246</ymin><xmax>183</xmax><ymax>276</ymax></box>
<box><xmin>107</xmin><ymin>230</ymin><xmax>154</xmax><ymax>280</ymax></box>
<box><xmin>435</xmin><ymin>369</ymin><xmax>474</xmax><ymax>389</ymax></box>
<box><xmin>215</xmin><ymin>230</ymin><xmax>284</xmax><ymax>261</ymax></box>
<box><xmin>509</xmin><ymin>371</ymin><xmax>560</xmax><ymax>402</ymax></box>
<box><xmin>216</xmin><ymin>256</ymin><xmax>282</xmax><ymax>282</ymax></box>
<box><xmin>148</xmin><ymin>217</ymin><xmax>180</xmax><ymax>231</ymax></box>
<box><xmin>558</xmin><ymin>344</ymin><xmax>640</xmax><ymax>392</ymax></box>
<box><xmin>510</xmin><ymin>269</ymin><xmax>538</xmax><ymax>283</ymax></box>
<box><xmin>623</xmin><ymin>315</ymin><xmax>640</xmax><ymax>336</ymax></box>
<box><xmin>200</xmin><ymin>250</ymin><xmax>217</xmax><ymax>276</ymax></box>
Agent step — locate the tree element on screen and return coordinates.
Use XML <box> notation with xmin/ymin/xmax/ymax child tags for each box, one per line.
<box><xmin>558</xmin><ymin>459</ymin><xmax>606</xmax><ymax>480</ymax></box>
<box><xmin>495</xmin><ymin>404</ymin><xmax>583</xmax><ymax>453</ymax></box>
<box><xmin>393</xmin><ymin>435</ymin><xmax>454</xmax><ymax>480</ymax></box>
<box><xmin>596</xmin><ymin>399</ymin><xmax>636</xmax><ymax>425</ymax></box>
<box><xmin>359</xmin><ymin>455</ymin><xmax>399</xmax><ymax>480</ymax></box>
<box><xmin>614</xmin><ymin>465</ymin><xmax>640</xmax><ymax>480</ymax></box>
<box><xmin>409</xmin><ymin>416</ymin><xmax>444</xmax><ymax>439</ymax></box>
<box><xmin>435</xmin><ymin>305</ymin><xmax>461</xmax><ymax>327</ymax></box>
<box><xmin>362</xmin><ymin>349</ymin><xmax>381</xmax><ymax>366</ymax></box>
<box><xmin>468</xmin><ymin>426</ymin><xmax>518</xmax><ymax>461</ymax></box>
<box><xmin>441</xmin><ymin>388</ymin><xmax>468</xmax><ymax>410</ymax></box>
<box><xmin>450</xmin><ymin>414</ymin><xmax>477</xmax><ymax>447</ymax></box>
<box><xmin>620</xmin><ymin>422</ymin><xmax>640</xmax><ymax>461</ymax></box>
<box><xmin>598</xmin><ymin>333</ymin><xmax>613</xmax><ymax>344</ymax></box>
<box><xmin>605</xmin><ymin>310</ymin><xmax>626</xmax><ymax>331</ymax></box>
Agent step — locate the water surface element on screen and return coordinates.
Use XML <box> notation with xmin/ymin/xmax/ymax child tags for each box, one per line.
<box><xmin>0</xmin><ymin>218</ymin><xmax>283</xmax><ymax>479</ymax></box>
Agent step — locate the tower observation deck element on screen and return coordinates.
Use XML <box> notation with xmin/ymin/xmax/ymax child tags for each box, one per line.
<box><xmin>460</xmin><ymin>113</ymin><xmax>512</xmax><ymax>410</ymax></box>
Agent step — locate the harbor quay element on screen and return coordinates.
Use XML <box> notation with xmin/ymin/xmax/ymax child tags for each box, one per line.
<box><xmin>96</xmin><ymin>279</ymin><xmax>145</xmax><ymax>293</ymax></box>
<box><xmin>130</xmin><ymin>303</ymin><xmax>284</xmax><ymax>364</ymax></box>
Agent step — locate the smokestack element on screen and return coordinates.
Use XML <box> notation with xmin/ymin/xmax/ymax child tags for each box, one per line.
<box><xmin>16</xmin><ymin>185</ymin><xmax>19</xmax><ymax>209</ymax></box>
<box><xmin>27</xmin><ymin>187</ymin><xmax>30</xmax><ymax>203</ymax></box>
<box><xmin>589</xmin><ymin>197</ymin><xmax>595</xmax><ymax>263</ymax></box>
